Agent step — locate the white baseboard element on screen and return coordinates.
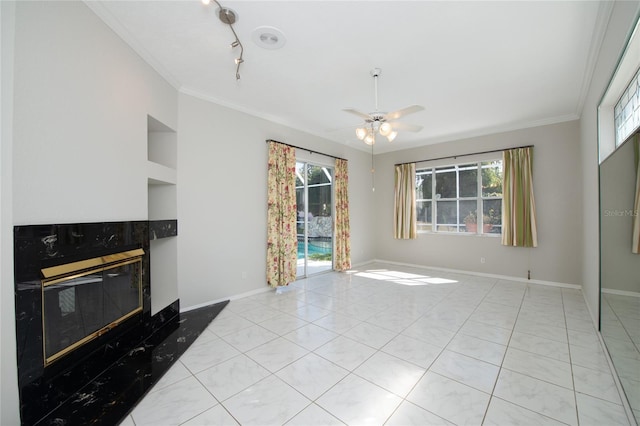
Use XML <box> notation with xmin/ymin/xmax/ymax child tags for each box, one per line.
<box><xmin>365</xmin><ymin>258</ymin><xmax>581</xmax><ymax>290</ymax></box>
<box><xmin>602</xmin><ymin>288</ymin><xmax>640</xmax><ymax>298</ymax></box>
<box><xmin>181</xmin><ymin>258</ymin><xmax>582</xmax><ymax>312</ymax></box>
<box><xmin>181</xmin><ymin>286</ymin><xmax>272</xmax><ymax>313</ymax></box>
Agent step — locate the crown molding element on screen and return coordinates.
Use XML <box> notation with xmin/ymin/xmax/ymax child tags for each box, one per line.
<box><xmin>575</xmin><ymin>0</ymin><xmax>615</xmax><ymax>116</ymax></box>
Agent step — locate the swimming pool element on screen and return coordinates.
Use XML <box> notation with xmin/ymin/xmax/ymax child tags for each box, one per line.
<box><xmin>297</xmin><ymin>241</ymin><xmax>332</xmax><ymax>259</ymax></box>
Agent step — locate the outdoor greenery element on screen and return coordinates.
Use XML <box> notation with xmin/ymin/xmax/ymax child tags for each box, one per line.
<box><xmin>309</xmin><ymin>253</ymin><xmax>332</xmax><ymax>261</ymax></box>
<box><xmin>463</xmin><ymin>208</ymin><xmax>500</xmax><ymax>225</ymax></box>
<box><xmin>416</xmin><ymin>160</ymin><xmax>503</xmax><ymax>232</ymax></box>
<box><xmin>482</xmin><ymin>161</ymin><xmax>503</xmax><ymax>197</ymax></box>
<box><xmin>296</xmin><ymin>163</ymin><xmax>332</xmax><ymax>217</ymax></box>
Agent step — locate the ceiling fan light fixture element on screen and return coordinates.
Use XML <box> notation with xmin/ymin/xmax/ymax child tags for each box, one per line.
<box><xmin>379</xmin><ymin>122</ymin><xmax>392</xmax><ymax>137</ymax></box>
<box><xmin>364</xmin><ymin>133</ymin><xmax>375</xmax><ymax>145</ymax></box>
<box><xmin>342</xmin><ymin>68</ymin><xmax>423</xmax><ymax>146</ymax></box>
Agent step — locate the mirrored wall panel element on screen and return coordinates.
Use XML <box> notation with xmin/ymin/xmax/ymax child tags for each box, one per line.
<box><xmin>598</xmin><ymin>10</ymin><xmax>640</xmax><ymax>422</ymax></box>
<box><xmin>600</xmin><ymin>134</ymin><xmax>640</xmax><ymax>423</ymax></box>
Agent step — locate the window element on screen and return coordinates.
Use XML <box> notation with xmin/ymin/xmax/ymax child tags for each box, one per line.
<box><xmin>416</xmin><ymin>160</ymin><xmax>502</xmax><ymax>234</ymax></box>
<box><xmin>615</xmin><ymin>66</ymin><xmax>640</xmax><ymax>147</ymax></box>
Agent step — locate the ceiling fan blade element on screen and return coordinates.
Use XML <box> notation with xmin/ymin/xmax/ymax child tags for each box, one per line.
<box><xmin>385</xmin><ymin>105</ymin><xmax>424</xmax><ymax>120</ymax></box>
<box><xmin>342</xmin><ymin>108</ymin><xmax>372</xmax><ymax>121</ymax></box>
<box><xmin>388</xmin><ymin>121</ymin><xmax>423</xmax><ymax>132</ymax></box>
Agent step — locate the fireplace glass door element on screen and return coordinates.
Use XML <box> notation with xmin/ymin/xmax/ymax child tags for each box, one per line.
<box><xmin>42</xmin><ymin>250</ymin><xmax>143</xmax><ymax>365</ymax></box>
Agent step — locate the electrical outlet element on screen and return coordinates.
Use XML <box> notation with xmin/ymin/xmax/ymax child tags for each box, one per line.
<box><xmin>480</xmin><ymin>257</ymin><xmax>485</xmax><ymax>264</ymax></box>
<box><xmin>241</xmin><ymin>271</ymin><xmax>247</xmax><ymax>280</ymax></box>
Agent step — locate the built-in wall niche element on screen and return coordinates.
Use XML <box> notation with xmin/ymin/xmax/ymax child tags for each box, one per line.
<box><xmin>147</xmin><ymin>115</ymin><xmax>177</xmax><ymax>185</ymax></box>
<box><xmin>147</xmin><ymin>115</ymin><xmax>178</xmax><ymax>315</ymax></box>
<box><xmin>148</xmin><ymin>183</ymin><xmax>177</xmax><ymax>220</ymax></box>
<box><xmin>148</xmin><ymin>115</ymin><xmax>177</xmax><ymax>169</ymax></box>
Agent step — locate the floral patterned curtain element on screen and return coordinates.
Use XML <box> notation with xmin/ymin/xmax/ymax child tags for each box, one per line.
<box><xmin>334</xmin><ymin>159</ymin><xmax>351</xmax><ymax>271</ymax></box>
<box><xmin>394</xmin><ymin>163</ymin><xmax>417</xmax><ymax>239</ymax></box>
<box><xmin>502</xmin><ymin>147</ymin><xmax>538</xmax><ymax>247</ymax></box>
<box><xmin>266</xmin><ymin>141</ymin><xmax>297</xmax><ymax>287</ymax></box>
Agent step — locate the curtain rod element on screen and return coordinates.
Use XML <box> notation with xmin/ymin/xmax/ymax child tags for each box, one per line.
<box><xmin>394</xmin><ymin>144</ymin><xmax>534</xmax><ymax>166</ymax></box>
<box><xmin>266</xmin><ymin>139</ymin><xmax>347</xmax><ymax>162</ymax></box>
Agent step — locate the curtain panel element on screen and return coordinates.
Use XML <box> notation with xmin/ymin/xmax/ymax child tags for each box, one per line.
<box><xmin>394</xmin><ymin>163</ymin><xmax>417</xmax><ymax>239</ymax></box>
<box><xmin>502</xmin><ymin>147</ymin><xmax>538</xmax><ymax>247</ymax></box>
<box><xmin>266</xmin><ymin>141</ymin><xmax>297</xmax><ymax>287</ymax></box>
<box><xmin>334</xmin><ymin>159</ymin><xmax>352</xmax><ymax>271</ymax></box>
<box><xmin>632</xmin><ymin>135</ymin><xmax>640</xmax><ymax>254</ymax></box>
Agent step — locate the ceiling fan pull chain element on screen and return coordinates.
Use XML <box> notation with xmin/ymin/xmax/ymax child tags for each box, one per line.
<box><xmin>371</xmin><ymin>142</ymin><xmax>375</xmax><ymax>192</ymax></box>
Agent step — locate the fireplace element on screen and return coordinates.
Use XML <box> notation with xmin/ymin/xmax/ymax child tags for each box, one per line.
<box><xmin>41</xmin><ymin>249</ymin><xmax>144</xmax><ymax>366</ymax></box>
<box><xmin>12</xmin><ymin>220</ymin><xmax>231</xmax><ymax>425</ymax></box>
<box><xmin>13</xmin><ymin>221</ymin><xmax>157</xmax><ymax>425</ymax></box>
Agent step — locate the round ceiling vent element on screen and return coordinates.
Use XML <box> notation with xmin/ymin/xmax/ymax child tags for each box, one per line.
<box><xmin>252</xmin><ymin>26</ymin><xmax>286</xmax><ymax>50</ymax></box>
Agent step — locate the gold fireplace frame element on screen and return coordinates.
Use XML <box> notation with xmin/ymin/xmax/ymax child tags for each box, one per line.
<box><xmin>41</xmin><ymin>248</ymin><xmax>144</xmax><ymax>366</ymax></box>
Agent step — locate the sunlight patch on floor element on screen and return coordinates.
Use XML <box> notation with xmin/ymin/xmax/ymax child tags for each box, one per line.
<box><xmin>352</xmin><ymin>268</ymin><xmax>459</xmax><ymax>286</ymax></box>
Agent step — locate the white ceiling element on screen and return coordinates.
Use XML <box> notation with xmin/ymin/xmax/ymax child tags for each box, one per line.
<box><xmin>88</xmin><ymin>0</ymin><xmax>609</xmax><ymax>154</ymax></box>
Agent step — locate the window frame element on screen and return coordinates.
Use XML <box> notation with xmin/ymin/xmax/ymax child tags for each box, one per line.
<box><xmin>614</xmin><ymin>65</ymin><xmax>640</xmax><ymax>147</ymax></box>
<box><xmin>416</xmin><ymin>159</ymin><xmax>502</xmax><ymax>236</ymax></box>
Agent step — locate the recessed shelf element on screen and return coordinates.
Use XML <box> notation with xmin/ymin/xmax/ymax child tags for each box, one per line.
<box><xmin>146</xmin><ymin>114</ymin><xmax>178</xmax><ymax>317</ymax></box>
<box><xmin>148</xmin><ymin>184</ymin><xmax>176</xmax><ymax>221</ymax></box>
<box><xmin>147</xmin><ymin>161</ymin><xmax>177</xmax><ymax>185</ymax></box>
<box><xmin>148</xmin><ymin>115</ymin><xmax>177</xmax><ymax>169</ymax></box>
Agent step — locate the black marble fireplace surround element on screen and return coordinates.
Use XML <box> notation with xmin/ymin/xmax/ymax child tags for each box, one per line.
<box><xmin>13</xmin><ymin>221</ymin><xmax>228</xmax><ymax>425</ymax></box>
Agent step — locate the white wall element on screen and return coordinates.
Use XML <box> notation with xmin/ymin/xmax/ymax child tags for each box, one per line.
<box><xmin>3</xmin><ymin>2</ymin><xmax>178</xmax><ymax>423</ymax></box>
<box><xmin>374</xmin><ymin>121</ymin><xmax>583</xmax><ymax>285</ymax></box>
<box><xmin>176</xmin><ymin>93</ymin><xmax>375</xmax><ymax>308</ymax></box>
<box><xmin>12</xmin><ymin>1</ymin><xmax>177</xmax><ymax>225</ymax></box>
<box><xmin>1</xmin><ymin>2</ymin><xmax>18</xmax><ymax>424</ymax></box>
<box><xmin>4</xmin><ymin>1</ymin><xmax>638</xmax><ymax>423</ymax></box>
<box><xmin>579</xmin><ymin>1</ymin><xmax>640</xmax><ymax>323</ymax></box>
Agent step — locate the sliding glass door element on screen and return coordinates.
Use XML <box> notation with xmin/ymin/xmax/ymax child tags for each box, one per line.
<box><xmin>296</xmin><ymin>162</ymin><xmax>333</xmax><ymax>277</ymax></box>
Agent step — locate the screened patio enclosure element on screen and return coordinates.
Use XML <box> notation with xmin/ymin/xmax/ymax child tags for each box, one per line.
<box><xmin>296</xmin><ymin>161</ymin><xmax>333</xmax><ymax>277</ymax></box>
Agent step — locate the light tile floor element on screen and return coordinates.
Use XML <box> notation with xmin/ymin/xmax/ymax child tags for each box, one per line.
<box><xmin>601</xmin><ymin>293</ymin><xmax>640</xmax><ymax>420</ymax></box>
<box><xmin>120</xmin><ymin>263</ymin><xmax>634</xmax><ymax>426</ymax></box>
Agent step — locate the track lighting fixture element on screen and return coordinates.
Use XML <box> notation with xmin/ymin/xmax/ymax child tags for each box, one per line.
<box><xmin>203</xmin><ymin>0</ymin><xmax>244</xmax><ymax>80</ymax></box>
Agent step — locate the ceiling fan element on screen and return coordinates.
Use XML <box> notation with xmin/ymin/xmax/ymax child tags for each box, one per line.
<box><xmin>344</xmin><ymin>68</ymin><xmax>424</xmax><ymax>145</ymax></box>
